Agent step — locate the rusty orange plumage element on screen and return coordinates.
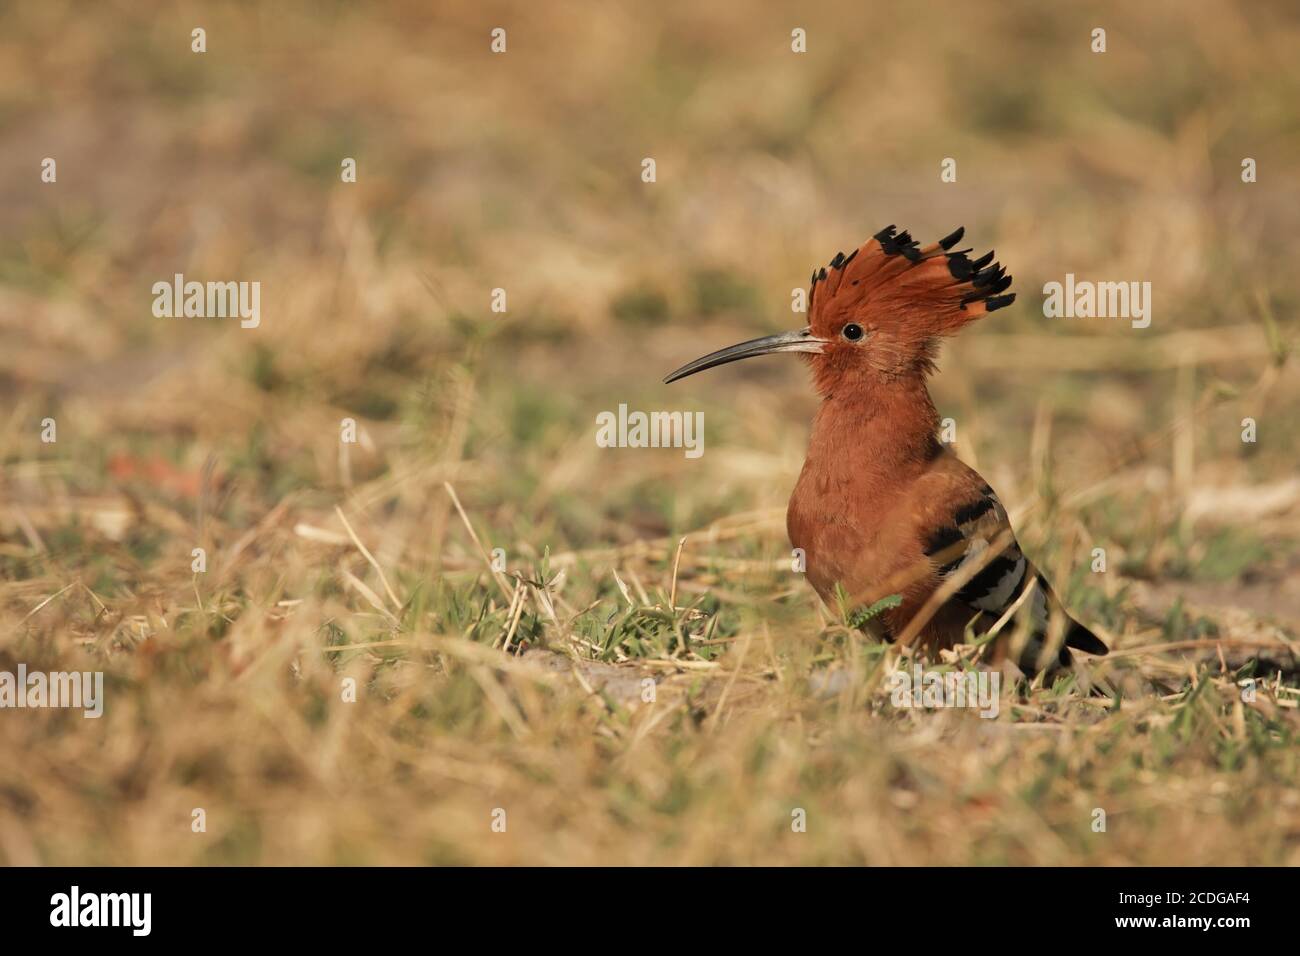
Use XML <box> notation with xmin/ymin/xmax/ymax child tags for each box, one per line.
<box><xmin>666</xmin><ymin>225</ymin><xmax>1108</xmax><ymax>675</ymax></box>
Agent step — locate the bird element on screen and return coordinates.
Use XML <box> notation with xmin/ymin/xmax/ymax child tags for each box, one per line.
<box><xmin>664</xmin><ymin>225</ymin><xmax>1109</xmax><ymax>677</ymax></box>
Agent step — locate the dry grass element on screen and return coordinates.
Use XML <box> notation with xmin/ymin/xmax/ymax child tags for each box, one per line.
<box><xmin>1</xmin><ymin>0</ymin><xmax>1299</xmax><ymax>865</ymax></box>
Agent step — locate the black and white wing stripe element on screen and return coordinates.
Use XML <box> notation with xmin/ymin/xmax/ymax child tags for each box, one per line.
<box><xmin>923</xmin><ymin>489</ymin><xmax>1035</xmax><ymax>619</ymax></box>
<box><xmin>923</xmin><ymin>487</ymin><xmax>1108</xmax><ymax>659</ymax></box>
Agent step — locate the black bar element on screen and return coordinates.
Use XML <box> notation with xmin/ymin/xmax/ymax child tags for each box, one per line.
<box><xmin>0</xmin><ymin>867</ymin><xmax>1274</xmax><ymax>941</ymax></box>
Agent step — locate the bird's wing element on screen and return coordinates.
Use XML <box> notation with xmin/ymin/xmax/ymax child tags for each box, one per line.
<box><xmin>921</xmin><ymin>485</ymin><xmax>1108</xmax><ymax>658</ymax></box>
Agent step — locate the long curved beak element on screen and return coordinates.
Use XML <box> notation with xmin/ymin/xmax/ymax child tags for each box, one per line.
<box><xmin>663</xmin><ymin>327</ymin><xmax>826</xmax><ymax>384</ymax></box>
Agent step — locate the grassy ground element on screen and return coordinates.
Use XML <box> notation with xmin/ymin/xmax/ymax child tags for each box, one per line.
<box><xmin>1</xmin><ymin>1</ymin><xmax>1299</xmax><ymax>865</ymax></box>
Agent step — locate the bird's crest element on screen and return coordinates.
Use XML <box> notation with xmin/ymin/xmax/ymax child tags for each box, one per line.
<box><xmin>807</xmin><ymin>225</ymin><xmax>1014</xmax><ymax>343</ymax></box>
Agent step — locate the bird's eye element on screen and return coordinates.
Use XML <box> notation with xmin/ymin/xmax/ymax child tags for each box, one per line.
<box><xmin>842</xmin><ymin>323</ymin><xmax>864</xmax><ymax>342</ymax></box>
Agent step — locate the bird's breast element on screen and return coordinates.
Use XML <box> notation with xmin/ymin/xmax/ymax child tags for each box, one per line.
<box><xmin>787</xmin><ymin>460</ymin><xmax>892</xmax><ymax>603</ymax></box>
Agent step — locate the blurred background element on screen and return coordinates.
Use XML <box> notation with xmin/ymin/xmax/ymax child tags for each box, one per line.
<box><xmin>0</xmin><ymin>1</ymin><xmax>1297</xmax><ymax>865</ymax></box>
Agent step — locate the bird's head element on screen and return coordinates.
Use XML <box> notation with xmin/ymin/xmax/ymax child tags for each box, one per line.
<box><xmin>664</xmin><ymin>226</ymin><xmax>1014</xmax><ymax>396</ymax></box>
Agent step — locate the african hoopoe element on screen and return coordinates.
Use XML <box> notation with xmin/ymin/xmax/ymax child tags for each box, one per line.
<box><xmin>665</xmin><ymin>226</ymin><xmax>1109</xmax><ymax>675</ymax></box>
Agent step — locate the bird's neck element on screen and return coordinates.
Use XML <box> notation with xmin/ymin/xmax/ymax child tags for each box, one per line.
<box><xmin>808</xmin><ymin>375</ymin><xmax>942</xmax><ymax>483</ymax></box>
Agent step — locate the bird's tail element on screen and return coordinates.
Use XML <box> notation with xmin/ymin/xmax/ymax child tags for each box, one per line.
<box><xmin>1065</xmin><ymin>618</ymin><xmax>1109</xmax><ymax>657</ymax></box>
<box><xmin>1015</xmin><ymin>615</ymin><xmax>1110</xmax><ymax>689</ymax></box>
